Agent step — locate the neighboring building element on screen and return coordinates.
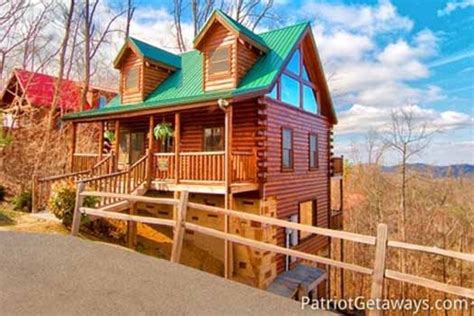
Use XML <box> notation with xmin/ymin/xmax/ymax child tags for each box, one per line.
<box><xmin>0</xmin><ymin>69</ymin><xmax>116</xmax><ymax>128</ymax></box>
<box><xmin>43</xmin><ymin>10</ymin><xmax>342</xmax><ymax>296</ymax></box>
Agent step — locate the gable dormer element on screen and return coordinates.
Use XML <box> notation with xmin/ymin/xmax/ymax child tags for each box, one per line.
<box><xmin>113</xmin><ymin>37</ymin><xmax>181</xmax><ymax>105</ymax></box>
<box><xmin>194</xmin><ymin>10</ymin><xmax>268</xmax><ymax>92</ymax></box>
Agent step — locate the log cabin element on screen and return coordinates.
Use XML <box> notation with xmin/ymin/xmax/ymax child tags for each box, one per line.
<box><xmin>0</xmin><ymin>68</ymin><xmax>116</xmax><ymax>129</ymax></box>
<box><xmin>37</xmin><ymin>10</ymin><xmax>344</xmax><ymax>295</ymax></box>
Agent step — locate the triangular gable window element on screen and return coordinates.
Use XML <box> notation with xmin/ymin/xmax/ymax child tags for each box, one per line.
<box><xmin>268</xmin><ymin>46</ymin><xmax>320</xmax><ymax>114</ymax></box>
<box><xmin>302</xmin><ymin>63</ymin><xmax>310</xmax><ymax>81</ymax></box>
<box><xmin>285</xmin><ymin>49</ymin><xmax>300</xmax><ymax>75</ymax></box>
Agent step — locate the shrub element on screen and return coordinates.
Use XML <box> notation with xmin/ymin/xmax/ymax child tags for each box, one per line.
<box><xmin>13</xmin><ymin>191</ymin><xmax>32</xmax><ymax>212</ymax></box>
<box><xmin>0</xmin><ymin>185</ymin><xmax>5</xmax><ymax>201</ymax></box>
<box><xmin>48</xmin><ymin>180</ymin><xmax>98</xmax><ymax>226</ymax></box>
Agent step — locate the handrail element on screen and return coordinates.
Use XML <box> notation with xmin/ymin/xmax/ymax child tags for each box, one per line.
<box><xmin>180</xmin><ymin>151</ymin><xmax>225</xmax><ymax>156</ymax></box>
<box><xmin>38</xmin><ymin>170</ymin><xmax>89</xmax><ymax>182</ymax></box>
<box><xmin>73</xmin><ymin>153</ymin><xmax>100</xmax><ymax>157</ymax></box>
<box><xmin>187</xmin><ymin>201</ymin><xmax>376</xmax><ymax>245</ymax></box>
<box><xmin>130</xmin><ymin>154</ymin><xmax>148</xmax><ymax>168</ymax></box>
<box><xmin>154</xmin><ymin>152</ymin><xmax>175</xmax><ymax>157</ymax></box>
<box><xmin>72</xmin><ymin>190</ymin><xmax>474</xmax><ymax>303</ymax></box>
<box><xmin>81</xmin><ymin>170</ymin><xmax>127</xmax><ymax>183</ymax></box>
<box><xmin>91</xmin><ymin>154</ymin><xmax>112</xmax><ymax>169</ymax></box>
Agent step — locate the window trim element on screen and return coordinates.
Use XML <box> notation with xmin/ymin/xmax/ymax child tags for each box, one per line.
<box><xmin>202</xmin><ymin>125</ymin><xmax>225</xmax><ymax>152</ymax></box>
<box><xmin>309</xmin><ymin>133</ymin><xmax>319</xmax><ymax>170</ymax></box>
<box><xmin>281</xmin><ymin>127</ymin><xmax>294</xmax><ymax>171</ymax></box>
<box><xmin>207</xmin><ymin>44</ymin><xmax>232</xmax><ymax>78</ymax></box>
<box><xmin>124</xmin><ymin>66</ymin><xmax>140</xmax><ymax>92</ymax></box>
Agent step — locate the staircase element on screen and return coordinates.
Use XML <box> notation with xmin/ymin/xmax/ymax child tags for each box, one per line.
<box><xmin>32</xmin><ymin>153</ymin><xmax>150</xmax><ymax>213</ymax></box>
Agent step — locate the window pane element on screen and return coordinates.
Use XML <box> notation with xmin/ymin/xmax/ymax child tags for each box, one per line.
<box><xmin>303</xmin><ymin>84</ymin><xmax>318</xmax><ymax>113</ymax></box>
<box><xmin>126</xmin><ymin>67</ymin><xmax>138</xmax><ymax>90</ymax></box>
<box><xmin>267</xmin><ymin>83</ymin><xmax>278</xmax><ymax>99</ymax></box>
<box><xmin>281</xmin><ymin>75</ymin><xmax>300</xmax><ymax>107</ymax></box>
<box><xmin>283</xmin><ymin>129</ymin><xmax>292</xmax><ymax>149</ymax></box>
<box><xmin>309</xmin><ymin>134</ymin><xmax>318</xmax><ymax>169</ymax></box>
<box><xmin>285</xmin><ymin>49</ymin><xmax>300</xmax><ymax>75</ymax></box>
<box><xmin>204</xmin><ymin>127</ymin><xmax>223</xmax><ymax>151</ymax></box>
<box><xmin>209</xmin><ymin>47</ymin><xmax>230</xmax><ymax>74</ymax></box>
<box><xmin>302</xmin><ymin>64</ymin><xmax>310</xmax><ymax>81</ymax></box>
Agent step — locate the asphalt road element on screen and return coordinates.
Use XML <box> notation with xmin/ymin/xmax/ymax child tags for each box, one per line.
<box><xmin>0</xmin><ymin>232</ymin><xmax>331</xmax><ymax>315</ymax></box>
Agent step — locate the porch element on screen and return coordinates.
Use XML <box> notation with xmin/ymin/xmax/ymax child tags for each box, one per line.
<box><xmin>69</xmin><ymin>102</ymin><xmax>262</xmax><ymax>195</ymax></box>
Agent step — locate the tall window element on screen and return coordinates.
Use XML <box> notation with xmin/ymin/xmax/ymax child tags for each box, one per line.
<box><xmin>125</xmin><ymin>67</ymin><xmax>139</xmax><ymax>91</ymax></box>
<box><xmin>309</xmin><ymin>134</ymin><xmax>318</xmax><ymax>169</ymax></box>
<box><xmin>282</xmin><ymin>128</ymin><xmax>293</xmax><ymax>170</ymax></box>
<box><xmin>99</xmin><ymin>96</ymin><xmax>107</xmax><ymax>108</ymax></box>
<box><xmin>203</xmin><ymin>126</ymin><xmax>224</xmax><ymax>151</ymax></box>
<box><xmin>208</xmin><ymin>46</ymin><xmax>230</xmax><ymax>75</ymax></box>
<box><xmin>271</xmin><ymin>48</ymin><xmax>320</xmax><ymax>114</ymax></box>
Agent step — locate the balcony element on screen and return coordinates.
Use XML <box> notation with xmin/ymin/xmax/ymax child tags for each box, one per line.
<box><xmin>151</xmin><ymin>150</ymin><xmax>258</xmax><ymax>194</ymax></box>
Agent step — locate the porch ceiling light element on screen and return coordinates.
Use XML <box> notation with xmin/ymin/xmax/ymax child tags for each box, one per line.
<box><xmin>217</xmin><ymin>98</ymin><xmax>229</xmax><ymax>110</ymax></box>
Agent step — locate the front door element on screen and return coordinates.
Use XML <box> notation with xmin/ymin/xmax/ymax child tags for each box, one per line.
<box><xmin>119</xmin><ymin>131</ymin><xmax>145</xmax><ymax>169</ymax></box>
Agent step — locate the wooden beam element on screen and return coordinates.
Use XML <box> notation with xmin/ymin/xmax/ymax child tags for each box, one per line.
<box><xmin>114</xmin><ymin>120</ymin><xmax>120</xmax><ymax>170</ymax></box>
<box><xmin>71</xmin><ymin>182</ymin><xmax>85</xmax><ymax>236</ymax></box>
<box><xmin>98</xmin><ymin>121</ymin><xmax>104</xmax><ymax>160</ymax></box>
<box><xmin>147</xmin><ymin>115</ymin><xmax>155</xmax><ymax>187</ymax></box>
<box><xmin>80</xmin><ymin>207</ymin><xmax>175</xmax><ymax>227</ymax></box>
<box><xmin>70</xmin><ymin>122</ymin><xmax>77</xmax><ymax>172</ymax></box>
<box><xmin>174</xmin><ymin>112</ymin><xmax>180</xmax><ymax>184</ymax></box>
<box><xmin>369</xmin><ymin>224</ymin><xmax>388</xmax><ymax>316</ymax></box>
<box><xmin>170</xmin><ymin>191</ymin><xmax>189</xmax><ymax>263</ymax></box>
<box><xmin>127</xmin><ymin>202</ymin><xmax>138</xmax><ymax>249</ymax></box>
<box><xmin>224</xmin><ymin>104</ymin><xmax>233</xmax><ymax>279</ymax></box>
<box><xmin>81</xmin><ymin>191</ymin><xmax>178</xmax><ymax>206</ymax></box>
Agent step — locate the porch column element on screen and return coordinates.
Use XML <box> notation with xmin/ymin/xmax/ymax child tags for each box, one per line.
<box><xmin>174</xmin><ymin>112</ymin><xmax>180</xmax><ymax>184</ymax></box>
<box><xmin>98</xmin><ymin>121</ymin><xmax>104</xmax><ymax>160</ymax></box>
<box><xmin>147</xmin><ymin>115</ymin><xmax>155</xmax><ymax>187</ymax></box>
<box><xmin>70</xmin><ymin>122</ymin><xmax>77</xmax><ymax>172</ymax></box>
<box><xmin>114</xmin><ymin>120</ymin><xmax>120</xmax><ymax>170</ymax></box>
<box><xmin>224</xmin><ymin>104</ymin><xmax>233</xmax><ymax>279</ymax></box>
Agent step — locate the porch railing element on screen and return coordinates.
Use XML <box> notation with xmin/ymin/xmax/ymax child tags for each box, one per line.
<box><xmin>72</xmin><ymin>153</ymin><xmax>100</xmax><ymax>172</ymax></box>
<box><xmin>153</xmin><ymin>150</ymin><xmax>257</xmax><ymax>183</ymax></box>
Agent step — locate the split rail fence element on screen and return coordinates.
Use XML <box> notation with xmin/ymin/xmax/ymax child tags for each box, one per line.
<box><xmin>71</xmin><ymin>190</ymin><xmax>474</xmax><ymax>315</ymax></box>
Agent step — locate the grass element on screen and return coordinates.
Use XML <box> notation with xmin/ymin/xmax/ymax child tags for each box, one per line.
<box><xmin>0</xmin><ymin>203</ymin><xmax>23</xmax><ymax>226</ymax></box>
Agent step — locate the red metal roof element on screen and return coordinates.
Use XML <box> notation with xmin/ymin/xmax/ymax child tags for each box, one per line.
<box><xmin>14</xmin><ymin>69</ymin><xmax>92</xmax><ymax>111</ymax></box>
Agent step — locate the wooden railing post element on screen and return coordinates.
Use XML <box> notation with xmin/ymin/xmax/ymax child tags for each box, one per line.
<box><xmin>170</xmin><ymin>191</ymin><xmax>189</xmax><ymax>263</ymax></box>
<box><xmin>31</xmin><ymin>175</ymin><xmax>38</xmax><ymax>213</ymax></box>
<box><xmin>369</xmin><ymin>223</ymin><xmax>388</xmax><ymax>316</ymax></box>
<box><xmin>71</xmin><ymin>181</ymin><xmax>85</xmax><ymax>236</ymax></box>
<box><xmin>127</xmin><ymin>202</ymin><xmax>138</xmax><ymax>249</ymax></box>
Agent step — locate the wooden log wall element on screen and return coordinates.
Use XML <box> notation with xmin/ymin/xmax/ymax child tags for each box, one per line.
<box><xmin>120</xmin><ymin>50</ymin><xmax>143</xmax><ymax>104</ymax></box>
<box><xmin>142</xmin><ymin>60</ymin><xmax>170</xmax><ymax>99</ymax></box>
<box><xmin>202</xmin><ymin>22</ymin><xmax>237</xmax><ymax>91</ymax></box>
<box><xmin>236</xmin><ymin>40</ymin><xmax>260</xmax><ymax>83</ymax></box>
<box><xmin>263</xmin><ymin>98</ymin><xmax>332</xmax><ymax>272</ymax></box>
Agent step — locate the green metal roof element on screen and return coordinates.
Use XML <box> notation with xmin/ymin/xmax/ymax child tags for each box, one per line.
<box><xmin>129</xmin><ymin>37</ymin><xmax>181</xmax><ymax>69</ymax></box>
<box><xmin>65</xmin><ymin>22</ymin><xmax>309</xmax><ymax>120</ymax></box>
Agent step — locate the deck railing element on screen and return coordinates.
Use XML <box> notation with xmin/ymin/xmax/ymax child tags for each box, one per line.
<box><xmin>72</xmin><ymin>153</ymin><xmax>100</xmax><ymax>172</ymax></box>
<box><xmin>71</xmin><ymin>190</ymin><xmax>474</xmax><ymax>314</ymax></box>
<box><xmin>153</xmin><ymin>150</ymin><xmax>256</xmax><ymax>183</ymax></box>
<box><xmin>331</xmin><ymin>156</ymin><xmax>344</xmax><ymax>177</ymax></box>
<box><xmin>90</xmin><ymin>154</ymin><xmax>114</xmax><ymax>177</ymax></box>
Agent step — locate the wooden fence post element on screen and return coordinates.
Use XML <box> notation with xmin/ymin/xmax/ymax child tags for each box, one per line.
<box><xmin>31</xmin><ymin>175</ymin><xmax>38</xmax><ymax>213</ymax></box>
<box><xmin>71</xmin><ymin>182</ymin><xmax>85</xmax><ymax>236</ymax></box>
<box><xmin>369</xmin><ymin>223</ymin><xmax>388</xmax><ymax>316</ymax></box>
<box><xmin>127</xmin><ymin>202</ymin><xmax>138</xmax><ymax>249</ymax></box>
<box><xmin>170</xmin><ymin>191</ymin><xmax>189</xmax><ymax>263</ymax></box>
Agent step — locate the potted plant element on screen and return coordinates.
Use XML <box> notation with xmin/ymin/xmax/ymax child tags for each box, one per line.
<box><xmin>153</xmin><ymin>121</ymin><xmax>174</xmax><ymax>149</ymax></box>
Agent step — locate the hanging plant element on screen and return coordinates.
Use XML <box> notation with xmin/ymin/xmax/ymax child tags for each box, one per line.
<box><xmin>104</xmin><ymin>130</ymin><xmax>115</xmax><ymax>142</ymax></box>
<box><xmin>153</xmin><ymin>121</ymin><xmax>174</xmax><ymax>147</ymax></box>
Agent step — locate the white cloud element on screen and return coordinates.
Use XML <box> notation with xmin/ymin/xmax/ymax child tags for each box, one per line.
<box><xmin>335</xmin><ymin>104</ymin><xmax>473</xmax><ymax>135</ymax></box>
<box><xmin>302</xmin><ymin>0</ymin><xmax>413</xmax><ymax>35</ymax></box>
<box><xmin>437</xmin><ymin>0</ymin><xmax>474</xmax><ymax>16</ymax></box>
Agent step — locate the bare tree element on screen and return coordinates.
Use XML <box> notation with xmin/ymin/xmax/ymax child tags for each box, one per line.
<box><xmin>48</xmin><ymin>0</ymin><xmax>76</xmax><ymax>130</ymax></box>
<box><xmin>172</xmin><ymin>0</ymin><xmax>277</xmax><ymax>52</ymax></box>
<box><xmin>124</xmin><ymin>0</ymin><xmax>136</xmax><ymax>39</ymax></box>
<box><xmin>365</xmin><ymin>129</ymin><xmax>387</xmax><ymax>165</ymax></box>
<box><xmin>381</xmin><ymin>108</ymin><xmax>434</xmax><ymax>299</ymax></box>
<box><xmin>79</xmin><ymin>0</ymin><xmax>126</xmax><ymax>110</ymax></box>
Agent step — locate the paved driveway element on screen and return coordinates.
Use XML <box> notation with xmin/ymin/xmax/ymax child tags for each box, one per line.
<box><xmin>0</xmin><ymin>232</ymin><xmax>330</xmax><ymax>315</ymax></box>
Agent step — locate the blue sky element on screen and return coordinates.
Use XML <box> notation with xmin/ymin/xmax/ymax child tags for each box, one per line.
<box><xmin>123</xmin><ymin>0</ymin><xmax>473</xmax><ymax>165</ymax></box>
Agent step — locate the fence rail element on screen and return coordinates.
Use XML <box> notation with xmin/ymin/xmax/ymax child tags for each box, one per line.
<box><xmin>71</xmin><ymin>190</ymin><xmax>474</xmax><ymax>313</ymax></box>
